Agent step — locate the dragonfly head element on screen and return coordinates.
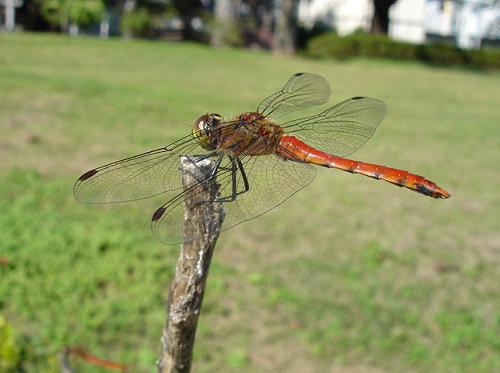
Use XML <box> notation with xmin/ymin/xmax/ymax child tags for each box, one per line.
<box><xmin>192</xmin><ymin>113</ymin><xmax>222</xmax><ymax>150</ymax></box>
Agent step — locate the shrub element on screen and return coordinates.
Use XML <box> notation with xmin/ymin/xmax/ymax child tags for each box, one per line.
<box><xmin>297</xmin><ymin>21</ymin><xmax>335</xmax><ymax>49</ymax></box>
<box><xmin>466</xmin><ymin>48</ymin><xmax>500</xmax><ymax>69</ymax></box>
<box><xmin>307</xmin><ymin>32</ymin><xmax>500</xmax><ymax>69</ymax></box>
<box><xmin>121</xmin><ymin>8</ymin><xmax>154</xmax><ymax>38</ymax></box>
<box><xmin>417</xmin><ymin>43</ymin><xmax>467</xmax><ymax>65</ymax></box>
<box><xmin>39</xmin><ymin>0</ymin><xmax>104</xmax><ymax>29</ymax></box>
<box><xmin>211</xmin><ymin>20</ymin><xmax>244</xmax><ymax>47</ymax></box>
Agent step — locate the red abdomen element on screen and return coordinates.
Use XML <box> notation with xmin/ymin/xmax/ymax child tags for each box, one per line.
<box><xmin>278</xmin><ymin>135</ymin><xmax>450</xmax><ymax>199</ymax></box>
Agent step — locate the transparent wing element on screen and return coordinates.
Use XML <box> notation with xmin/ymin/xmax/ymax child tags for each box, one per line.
<box><xmin>283</xmin><ymin>97</ymin><xmax>386</xmax><ymax>157</ymax></box>
<box><xmin>150</xmin><ymin>155</ymin><xmax>235</xmax><ymax>244</ymax></box>
<box><xmin>222</xmin><ymin>147</ymin><xmax>316</xmax><ymax>232</ymax></box>
<box><xmin>73</xmin><ymin>120</ymin><xmax>241</xmax><ymax>204</ymax></box>
<box><xmin>73</xmin><ymin>145</ymin><xmax>196</xmax><ymax>204</ymax></box>
<box><xmin>151</xmin><ymin>140</ymin><xmax>316</xmax><ymax>244</ymax></box>
<box><xmin>257</xmin><ymin>73</ymin><xmax>331</xmax><ymax>119</ymax></box>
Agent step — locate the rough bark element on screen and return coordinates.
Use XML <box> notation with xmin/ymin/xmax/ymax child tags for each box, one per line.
<box><xmin>157</xmin><ymin>157</ymin><xmax>225</xmax><ymax>373</ymax></box>
<box><xmin>60</xmin><ymin>347</ymin><xmax>76</xmax><ymax>373</ymax></box>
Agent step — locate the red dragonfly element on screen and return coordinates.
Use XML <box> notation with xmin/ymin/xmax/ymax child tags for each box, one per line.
<box><xmin>74</xmin><ymin>73</ymin><xmax>450</xmax><ymax>243</ymax></box>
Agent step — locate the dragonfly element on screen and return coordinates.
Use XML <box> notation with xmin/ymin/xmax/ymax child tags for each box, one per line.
<box><xmin>74</xmin><ymin>73</ymin><xmax>450</xmax><ymax>244</ymax></box>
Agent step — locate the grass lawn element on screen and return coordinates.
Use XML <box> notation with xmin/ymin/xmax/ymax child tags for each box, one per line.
<box><xmin>1</xmin><ymin>33</ymin><xmax>499</xmax><ymax>372</ymax></box>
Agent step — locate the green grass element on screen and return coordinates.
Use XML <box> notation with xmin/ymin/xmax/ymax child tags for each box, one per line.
<box><xmin>1</xmin><ymin>33</ymin><xmax>499</xmax><ymax>373</ymax></box>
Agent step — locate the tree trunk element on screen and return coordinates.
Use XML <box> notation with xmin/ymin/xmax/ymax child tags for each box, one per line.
<box><xmin>122</xmin><ymin>0</ymin><xmax>136</xmax><ymax>39</ymax></box>
<box><xmin>370</xmin><ymin>0</ymin><xmax>398</xmax><ymax>34</ymax></box>
<box><xmin>273</xmin><ymin>0</ymin><xmax>298</xmax><ymax>55</ymax></box>
<box><xmin>172</xmin><ymin>0</ymin><xmax>205</xmax><ymax>42</ymax></box>
<box><xmin>211</xmin><ymin>0</ymin><xmax>236</xmax><ymax>47</ymax></box>
<box><xmin>4</xmin><ymin>0</ymin><xmax>18</xmax><ymax>32</ymax></box>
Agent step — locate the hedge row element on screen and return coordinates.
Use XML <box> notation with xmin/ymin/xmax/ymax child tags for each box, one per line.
<box><xmin>307</xmin><ymin>32</ymin><xmax>500</xmax><ymax>70</ymax></box>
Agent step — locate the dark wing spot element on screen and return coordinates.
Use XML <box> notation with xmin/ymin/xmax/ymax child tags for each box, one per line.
<box><xmin>152</xmin><ymin>206</ymin><xmax>167</xmax><ymax>222</ymax></box>
<box><xmin>294</xmin><ymin>72</ymin><xmax>304</xmax><ymax>77</ymax></box>
<box><xmin>352</xmin><ymin>96</ymin><xmax>365</xmax><ymax>100</ymax></box>
<box><xmin>78</xmin><ymin>169</ymin><xmax>98</xmax><ymax>181</ymax></box>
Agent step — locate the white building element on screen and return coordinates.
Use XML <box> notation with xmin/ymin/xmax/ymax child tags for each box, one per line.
<box><xmin>298</xmin><ymin>0</ymin><xmax>500</xmax><ymax>49</ymax></box>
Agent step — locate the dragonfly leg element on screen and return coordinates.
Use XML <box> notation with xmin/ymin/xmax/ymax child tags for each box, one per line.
<box><xmin>189</xmin><ymin>154</ymin><xmax>224</xmax><ymax>207</ymax></box>
<box><xmin>207</xmin><ymin>155</ymin><xmax>224</xmax><ymax>180</ymax></box>
<box><xmin>217</xmin><ymin>158</ymin><xmax>238</xmax><ymax>202</ymax></box>
<box><xmin>184</xmin><ymin>152</ymin><xmax>220</xmax><ymax>183</ymax></box>
<box><xmin>218</xmin><ymin>157</ymin><xmax>249</xmax><ymax>202</ymax></box>
<box><xmin>236</xmin><ymin>157</ymin><xmax>250</xmax><ymax>193</ymax></box>
<box><xmin>185</xmin><ymin>152</ymin><xmax>217</xmax><ymax>165</ymax></box>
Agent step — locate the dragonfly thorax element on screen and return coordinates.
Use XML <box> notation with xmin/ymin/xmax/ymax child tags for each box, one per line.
<box><xmin>192</xmin><ymin>113</ymin><xmax>222</xmax><ymax>150</ymax></box>
<box><xmin>216</xmin><ymin>112</ymin><xmax>284</xmax><ymax>157</ymax></box>
<box><xmin>238</xmin><ymin>112</ymin><xmax>265</xmax><ymax>122</ymax></box>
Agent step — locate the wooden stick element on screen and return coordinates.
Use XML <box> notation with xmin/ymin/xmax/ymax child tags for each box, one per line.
<box><xmin>60</xmin><ymin>347</ymin><xmax>76</xmax><ymax>373</ymax></box>
<box><xmin>158</xmin><ymin>156</ymin><xmax>225</xmax><ymax>373</ymax></box>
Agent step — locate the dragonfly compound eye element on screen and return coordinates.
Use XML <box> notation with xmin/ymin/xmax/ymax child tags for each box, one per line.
<box><xmin>210</xmin><ymin>113</ymin><xmax>222</xmax><ymax>124</ymax></box>
<box><xmin>193</xmin><ymin>114</ymin><xmax>217</xmax><ymax>150</ymax></box>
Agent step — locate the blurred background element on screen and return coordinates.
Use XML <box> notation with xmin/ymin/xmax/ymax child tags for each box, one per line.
<box><xmin>1</xmin><ymin>1</ymin><xmax>499</xmax><ymax>372</ymax></box>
